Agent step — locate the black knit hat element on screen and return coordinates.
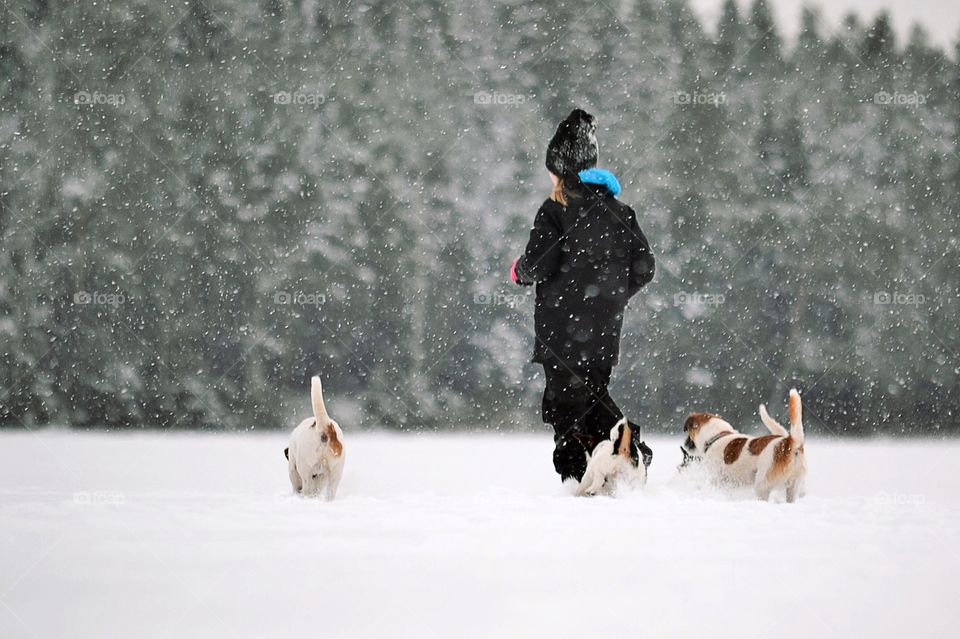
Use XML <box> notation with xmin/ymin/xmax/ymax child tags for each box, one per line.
<box><xmin>545</xmin><ymin>108</ymin><xmax>598</xmax><ymax>178</ymax></box>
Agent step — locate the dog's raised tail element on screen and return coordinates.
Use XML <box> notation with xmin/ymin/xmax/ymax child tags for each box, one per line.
<box><xmin>311</xmin><ymin>376</ymin><xmax>330</xmax><ymax>424</ymax></box>
<box><xmin>789</xmin><ymin>388</ymin><xmax>804</xmax><ymax>445</ymax></box>
<box><xmin>758</xmin><ymin>404</ymin><xmax>788</xmax><ymax>436</ymax></box>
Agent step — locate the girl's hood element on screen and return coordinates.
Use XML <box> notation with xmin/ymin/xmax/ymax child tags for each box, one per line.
<box><xmin>577</xmin><ymin>168</ymin><xmax>621</xmax><ymax>196</ymax></box>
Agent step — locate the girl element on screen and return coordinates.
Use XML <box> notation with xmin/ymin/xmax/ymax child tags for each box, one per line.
<box><xmin>511</xmin><ymin>109</ymin><xmax>655</xmax><ymax>482</ymax></box>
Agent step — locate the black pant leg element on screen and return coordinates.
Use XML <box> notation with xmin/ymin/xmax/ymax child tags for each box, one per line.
<box><xmin>541</xmin><ymin>360</ymin><xmax>590</xmax><ymax>481</ymax></box>
<box><xmin>542</xmin><ymin>361</ymin><xmax>583</xmax><ymax>436</ymax></box>
<box><xmin>542</xmin><ymin>359</ymin><xmax>621</xmax><ymax>482</ymax></box>
<box><xmin>540</xmin><ymin>360</ymin><xmax>565</xmax><ymax>438</ymax></box>
<box><xmin>583</xmin><ymin>365</ymin><xmax>623</xmax><ymax>442</ymax></box>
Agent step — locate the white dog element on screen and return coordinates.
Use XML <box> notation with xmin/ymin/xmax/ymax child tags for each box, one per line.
<box><xmin>284</xmin><ymin>376</ymin><xmax>345</xmax><ymax>500</ymax></box>
<box><xmin>576</xmin><ymin>418</ymin><xmax>649</xmax><ymax>497</ymax></box>
<box><xmin>681</xmin><ymin>389</ymin><xmax>807</xmax><ymax>502</ymax></box>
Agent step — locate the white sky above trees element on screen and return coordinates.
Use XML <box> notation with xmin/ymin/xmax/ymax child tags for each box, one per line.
<box><xmin>689</xmin><ymin>0</ymin><xmax>959</xmax><ymax>51</ymax></box>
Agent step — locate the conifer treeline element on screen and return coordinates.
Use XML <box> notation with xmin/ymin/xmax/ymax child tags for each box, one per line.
<box><xmin>1</xmin><ymin>0</ymin><xmax>957</xmax><ymax>434</ymax></box>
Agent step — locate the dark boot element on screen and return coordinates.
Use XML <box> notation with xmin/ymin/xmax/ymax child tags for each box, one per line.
<box><xmin>552</xmin><ymin>428</ymin><xmax>589</xmax><ymax>482</ymax></box>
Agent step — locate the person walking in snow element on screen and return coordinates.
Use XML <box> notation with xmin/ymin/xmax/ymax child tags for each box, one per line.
<box><xmin>510</xmin><ymin>108</ymin><xmax>655</xmax><ymax>483</ymax></box>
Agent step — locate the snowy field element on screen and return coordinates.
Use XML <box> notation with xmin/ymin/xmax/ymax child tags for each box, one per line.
<box><xmin>2</xmin><ymin>430</ymin><xmax>959</xmax><ymax>639</ymax></box>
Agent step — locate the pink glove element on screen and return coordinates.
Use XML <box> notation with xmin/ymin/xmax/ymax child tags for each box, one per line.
<box><xmin>510</xmin><ymin>258</ymin><xmax>520</xmax><ymax>284</ymax></box>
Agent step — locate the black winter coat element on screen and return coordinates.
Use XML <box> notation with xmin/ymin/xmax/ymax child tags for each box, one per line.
<box><xmin>515</xmin><ymin>182</ymin><xmax>654</xmax><ymax>367</ymax></box>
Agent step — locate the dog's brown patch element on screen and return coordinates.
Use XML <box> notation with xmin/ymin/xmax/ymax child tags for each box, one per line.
<box><xmin>769</xmin><ymin>436</ymin><xmax>795</xmax><ymax>478</ymax></box>
<box><xmin>723</xmin><ymin>437</ymin><xmax>748</xmax><ymax>464</ymax></box>
<box><xmin>684</xmin><ymin>412</ymin><xmax>719</xmax><ymax>440</ymax></box>
<box><xmin>748</xmin><ymin>435</ymin><xmax>777</xmax><ymax>455</ymax></box>
<box><xmin>325</xmin><ymin>423</ymin><xmax>343</xmax><ymax>457</ymax></box>
<box><xmin>617</xmin><ymin>423</ymin><xmax>633</xmax><ymax>459</ymax></box>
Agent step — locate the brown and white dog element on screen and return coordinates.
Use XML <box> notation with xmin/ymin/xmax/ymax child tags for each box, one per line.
<box><xmin>576</xmin><ymin>418</ymin><xmax>651</xmax><ymax>497</ymax></box>
<box><xmin>284</xmin><ymin>376</ymin><xmax>345</xmax><ymax>500</ymax></box>
<box><xmin>681</xmin><ymin>389</ymin><xmax>807</xmax><ymax>502</ymax></box>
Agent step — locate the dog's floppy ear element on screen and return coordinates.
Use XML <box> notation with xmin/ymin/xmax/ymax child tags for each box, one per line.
<box><xmin>684</xmin><ymin>412</ymin><xmax>716</xmax><ymax>438</ymax></box>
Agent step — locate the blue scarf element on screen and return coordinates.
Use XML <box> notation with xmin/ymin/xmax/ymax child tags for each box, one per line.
<box><xmin>578</xmin><ymin>168</ymin><xmax>621</xmax><ymax>197</ymax></box>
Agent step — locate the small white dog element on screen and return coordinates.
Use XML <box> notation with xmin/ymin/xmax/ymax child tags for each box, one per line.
<box><xmin>284</xmin><ymin>376</ymin><xmax>345</xmax><ymax>500</ymax></box>
<box><xmin>681</xmin><ymin>389</ymin><xmax>807</xmax><ymax>502</ymax></box>
<box><xmin>576</xmin><ymin>418</ymin><xmax>649</xmax><ymax>497</ymax></box>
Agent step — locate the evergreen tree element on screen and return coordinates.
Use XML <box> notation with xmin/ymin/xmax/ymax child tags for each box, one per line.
<box><xmin>746</xmin><ymin>0</ymin><xmax>783</xmax><ymax>74</ymax></box>
<box><xmin>862</xmin><ymin>12</ymin><xmax>898</xmax><ymax>88</ymax></box>
<box><xmin>715</xmin><ymin>0</ymin><xmax>744</xmax><ymax>75</ymax></box>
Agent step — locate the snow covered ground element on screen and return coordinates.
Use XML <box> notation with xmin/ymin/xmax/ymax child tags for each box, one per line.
<box><xmin>2</xmin><ymin>430</ymin><xmax>959</xmax><ymax>639</ymax></box>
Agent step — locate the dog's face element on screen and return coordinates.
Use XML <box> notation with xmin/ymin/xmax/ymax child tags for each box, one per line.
<box><xmin>682</xmin><ymin>412</ymin><xmax>732</xmax><ymax>453</ymax></box>
<box><xmin>682</xmin><ymin>412</ymin><xmax>713</xmax><ymax>453</ymax></box>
